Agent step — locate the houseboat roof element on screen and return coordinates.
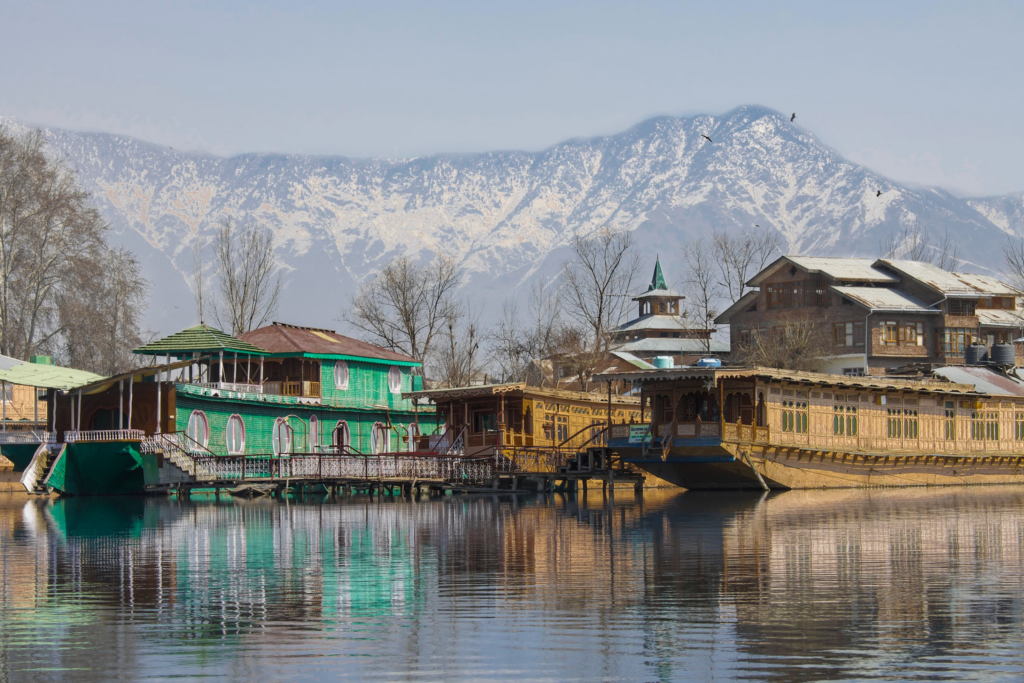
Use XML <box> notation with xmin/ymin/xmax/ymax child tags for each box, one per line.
<box><xmin>748</xmin><ymin>256</ymin><xmax>898</xmax><ymax>287</ymax></box>
<box><xmin>595</xmin><ymin>365</ymin><xmax>980</xmax><ymax>395</ymax></box>
<box><xmin>874</xmin><ymin>260</ymin><xmax>1021</xmax><ymax>298</ymax></box>
<box><xmin>404</xmin><ymin>382</ymin><xmax>641</xmax><ymax>405</ymax></box>
<box><xmin>238</xmin><ymin>322</ymin><xmax>421</xmax><ymax>366</ymax></box>
<box><xmin>0</xmin><ymin>359</ymin><xmax>104</xmax><ymax>391</ymax></box>
<box><xmin>829</xmin><ymin>286</ymin><xmax>940</xmax><ymax>313</ymax></box>
<box><xmin>932</xmin><ymin>366</ymin><xmax>1024</xmax><ymax>397</ymax></box>
<box><xmin>134</xmin><ymin>324</ymin><xmax>268</xmax><ymax>357</ymax></box>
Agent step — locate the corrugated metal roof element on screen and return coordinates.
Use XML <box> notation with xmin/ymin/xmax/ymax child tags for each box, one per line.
<box><xmin>239</xmin><ymin>322</ymin><xmax>421</xmax><ymax>364</ymax></box>
<box><xmin>876</xmin><ymin>260</ymin><xmax>1021</xmax><ymax>297</ymax></box>
<box><xmin>0</xmin><ymin>354</ymin><xmax>24</xmax><ymax>372</ymax></box>
<box><xmin>830</xmin><ymin>286</ymin><xmax>940</xmax><ymax>312</ymax></box>
<box><xmin>748</xmin><ymin>256</ymin><xmax>898</xmax><ymax>286</ymax></box>
<box><xmin>977</xmin><ymin>309</ymin><xmax>1024</xmax><ymax>328</ymax></box>
<box><xmin>615</xmin><ymin>338</ymin><xmax>730</xmax><ymax>354</ymax></box>
<box><xmin>0</xmin><ymin>363</ymin><xmax>104</xmax><ymax>390</ymax></box>
<box><xmin>633</xmin><ymin>288</ymin><xmax>685</xmax><ymax>300</ymax></box>
<box><xmin>609</xmin><ymin>351</ymin><xmax>656</xmax><ymax>370</ymax></box>
<box><xmin>617</xmin><ymin>315</ymin><xmax>709</xmax><ymax>332</ymax></box>
<box><xmin>932</xmin><ymin>366</ymin><xmax>1024</xmax><ymax>397</ymax></box>
<box><xmin>134</xmin><ymin>324</ymin><xmax>267</xmax><ymax>356</ymax></box>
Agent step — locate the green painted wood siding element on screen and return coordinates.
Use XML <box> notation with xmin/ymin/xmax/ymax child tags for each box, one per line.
<box><xmin>319</xmin><ymin>360</ymin><xmax>416</xmax><ymax>411</ymax></box>
<box><xmin>174</xmin><ymin>385</ymin><xmax>433</xmax><ymax>457</ymax></box>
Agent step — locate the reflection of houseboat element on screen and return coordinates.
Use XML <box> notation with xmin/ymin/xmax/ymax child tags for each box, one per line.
<box><xmin>602</xmin><ymin>365</ymin><xmax>1024</xmax><ymax>490</ymax></box>
<box><xmin>21</xmin><ymin>323</ymin><xmax>433</xmax><ymax>496</ymax></box>
<box><xmin>405</xmin><ymin>383</ymin><xmax>641</xmax><ymax>471</ymax></box>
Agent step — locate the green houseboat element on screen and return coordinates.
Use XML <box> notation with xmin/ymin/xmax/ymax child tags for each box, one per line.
<box><xmin>21</xmin><ymin>322</ymin><xmax>434</xmax><ymax>496</ymax></box>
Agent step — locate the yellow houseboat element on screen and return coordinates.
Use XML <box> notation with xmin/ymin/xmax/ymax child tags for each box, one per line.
<box><xmin>601</xmin><ymin>365</ymin><xmax>1024</xmax><ymax>490</ymax></box>
<box><xmin>406</xmin><ymin>383</ymin><xmax>641</xmax><ymax>471</ymax></box>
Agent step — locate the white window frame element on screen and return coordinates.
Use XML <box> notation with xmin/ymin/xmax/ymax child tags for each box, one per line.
<box><xmin>388</xmin><ymin>366</ymin><xmax>402</xmax><ymax>394</ymax></box>
<box><xmin>371</xmin><ymin>421</ymin><xmax>389</xmax><ymax>454</ymax></box>
<box><xmin>186</xmin><ymin>410</ymin><xmax>209</xmax><ymax>447</ymax></box>
<box><xmin>226</xmin><ymin>414</ymin><xmax>245</xmax><ymax>455</ymax></box>
<box><xmin>334</xmin><ymin>360</ymin><xmax>349</xmax><ymax>391</ymax></box>
<box><xmin>272</xmin><ymin>418</ymin><xmax>293</xmax><ymax>455</ymax></box>
<box><xmin>309</xmin><ymin>414</ymin><xmax>319</xmax><ymax>450</ymax></box>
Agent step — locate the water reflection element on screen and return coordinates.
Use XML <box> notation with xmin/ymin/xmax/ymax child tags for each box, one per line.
<box><xmin>1</xmin><ymin>488</ymin><xmax>1023</xmax><ymax>681</ymax></box>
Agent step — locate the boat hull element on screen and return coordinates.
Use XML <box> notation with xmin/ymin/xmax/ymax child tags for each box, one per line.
<box><xmin>0</xmin><ymin>443</ymin><xmax>43</xmax><ymax>472</ymax></box>
<box><xmin>614</xmin><ymin>438</ymin><xmax>1024</xmax><ymax>490</ymax></box>
<box><xmin>46</xmin><ymin>441</ymin><xmax>146</xmax><ymax>496</ymax></box>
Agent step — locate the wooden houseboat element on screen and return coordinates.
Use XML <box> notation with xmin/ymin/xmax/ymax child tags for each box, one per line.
<box><xmin>601</xmin><ymin>365</ymin><xmax>1024</xmax><ymax>490</ymax></box>
<box><xmin>20</xmin><ymin>323</ymin><xmax>435</xmax><ymax>496</ymax></box>
<box><xmin>404</xmin><ymin>383</ymin><xmax>642</xmax><ymax>471</ymax></box>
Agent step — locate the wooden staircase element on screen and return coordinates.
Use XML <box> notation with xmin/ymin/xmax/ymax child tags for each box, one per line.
<box><xmin>20</xmin><ymin>443</ymin><xmax>65</xmax><ymax>495</ymax></box>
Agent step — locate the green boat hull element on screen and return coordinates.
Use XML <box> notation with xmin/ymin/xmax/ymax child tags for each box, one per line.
<box><xmin>0</xmin><ymin>443</ymin><xmax>42</xmax><ymax>471</ymax></box>
<box><xmin>46</xmin><ymin>441</ymin><xmax>146</xmax><ymax>496</ymax></box>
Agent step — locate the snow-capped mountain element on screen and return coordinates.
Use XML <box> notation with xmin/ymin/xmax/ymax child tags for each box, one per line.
<box><xmin>8</xmin><ymin>105</ymin><xmax>1022</xmax><ymax>336</ymax></box>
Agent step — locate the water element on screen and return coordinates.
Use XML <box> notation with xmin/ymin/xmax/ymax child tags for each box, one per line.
<box><xmin>1</xmin><ymin>487</ymin><xmax>1024</xmax><ymax>682</ymax></box>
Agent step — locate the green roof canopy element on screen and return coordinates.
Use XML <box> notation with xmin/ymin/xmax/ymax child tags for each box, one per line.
<box><xmin>0</xmin><ymin>361</ymin><xmax>104</xmax><ymax>390</ymax></box>
<box><xmin>133</xmin><ymin>324</ymin><xmax>268</xmax><ymax>357</ymax></box>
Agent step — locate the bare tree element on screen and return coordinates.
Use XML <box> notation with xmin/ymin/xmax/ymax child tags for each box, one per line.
<box><xmin>880</xmin><ymin>221</ymin><xmax>959</xmax><ymax>269</ymax></box>
<box><xmin>61</xmin><ymin>248</ymin><xmax>151</xmax><ymax>374</ymax></box>
<box><xmin>737</xmin><ymin>315</ymin><xmax>832</xmax><ymax>372</ymax></box>
<box><xmin>550</xmin><ymin>324</ymin><xmax>610</xmax><ymax>391</ymax></box>
<box><xmin>432</xmin><ymin>305</ymin><xmax>483</xmax><ymax>388</ymax></box>
<box><xmin>0</xmin><ymin>124</ymin><xmax>140</xmax><ymax>365</ymax></box>
<box><xmin>561</xmin><ymin>228</ymin><xmax>642</xmax><ymax>348</ymax></box>
<box><xmin>1002</xmin><ymin>236</ymin><xmax>1024</xmax><ymax>293</ymax></box>
<box><xmin>681</xmin><ymin>238</ymin><xmax>723</xmax><ymax>353</ymax></box>
<box><xmin>488</xmin><ymin>282</ymin><xmax>562</xmax><ymax>384</ymax></box>
<box><xmin>711</xmin><ymin>229</ymin><xmax>778</xmax><ymax>303</ymax></box>
<box><xmin>347</xmin><ymin>254</ymin><xmax>462</xmax><ymax>372</ymax></box>
<box><xmin>211</xmin><ymin>218</ymin><xmax>282</xmax><ymax>335</ymax></box>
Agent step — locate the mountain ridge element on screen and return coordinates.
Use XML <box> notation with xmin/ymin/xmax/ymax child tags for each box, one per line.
<box><xmin>4</xmin><ymin>106</ymin><xmax>1023</xmax><ymax>337</ymax></box>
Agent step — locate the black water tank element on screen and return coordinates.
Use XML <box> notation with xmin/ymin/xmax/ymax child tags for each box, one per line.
<box><xmin>965</xmin><ymin>344</ymin><xmax>988</xmax><ymax>365</ymax></box>
<box><xmin>991</xmin><ymin>343</ymin><xmax>1016</xmax><ymax>366</ymax></box>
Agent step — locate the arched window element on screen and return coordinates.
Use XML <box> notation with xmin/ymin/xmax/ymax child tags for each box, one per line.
<box><xmin>186</xmin><ymin>411</ymin><xmax>209</xmax><ymax>447</ymax></box>
<box><xmin>388</xmin><ymin>366</ymin><xmax>402</xmax><ymax>394</ymax></box>
<box><xmin>334</xmin><ymin>360</ymin><xmax>349</xmax><ymax>391</ymax></box>
<box><xmin>272</xmin><ymin>418</ymin><xmax>293</xmax><ymax>455</ymax></box>
<box><xmin>226</xmin><ymin>414</ymin><xmax>245</xmax><ymax>454</ymax></box>
<box><xmin>333</xmin><ymin>421</ymin><xmax>350</xmax><ymax>452</ymax></box>
<box><xmin>309</xmin><ymin>415</ymin><xmax>319</xmax><ymax>451</ymax></box>
<box><xmin>371</xmin><ymin>422</ymin><xmax>390</xmax><ymax>454</ymax></box>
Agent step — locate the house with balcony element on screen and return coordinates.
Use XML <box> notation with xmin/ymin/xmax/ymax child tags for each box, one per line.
<box><xmin>52</xmin><ymin>322</ymin><xmax>433</xmax><ymax>460</ymax></box>
<box><xmin>716</xmin><ymin>256</ymin><xmax>1024</xmax><ymax>376</ymax></box>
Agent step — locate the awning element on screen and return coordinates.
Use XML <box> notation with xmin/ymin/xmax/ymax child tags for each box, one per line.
<box><xmin>0</xmin><ymin>360</ymin><xmax>104</xmax><ymax>391</ymax></box>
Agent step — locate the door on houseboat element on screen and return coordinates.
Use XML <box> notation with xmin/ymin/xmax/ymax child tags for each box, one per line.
<box><xmin>90</xmin><ymin>408</ymin><xmax>124</xmax><ymax>431</ymax></box>
<box><xmin>332</xmin><ymin>421</ymin><xmax>350</xmax><ymax>453</ymax></box>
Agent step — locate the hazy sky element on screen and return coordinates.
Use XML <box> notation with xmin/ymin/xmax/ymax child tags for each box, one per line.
<box><xmin>2</xmin><ymin>0</ymin><xmax>1022</xmax><ymax>196</ymax></box>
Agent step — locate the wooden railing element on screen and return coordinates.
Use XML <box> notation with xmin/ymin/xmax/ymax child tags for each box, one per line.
<box><xmin>263</xmin><ymin>381</ymin><xmax>321</xmax><ymax>398</ymax></box>
<box><xmin>0</xmin><ymin>431</ymin><xmax>54</xmax><ymax>444</ymax></box>
<box><xmin>193</xmin><ymin>381</ymin><xmax>263</xmax><ymax>394</ymax></box>
<box><xmin>65</xmin><ymin>429</ymin><xmax>145</xmax><ymax>443</ymax></box>
<box><xmin>722</xmin><ymin>421</ymin><xmax>771</xmax><ymax>444</ymax></box>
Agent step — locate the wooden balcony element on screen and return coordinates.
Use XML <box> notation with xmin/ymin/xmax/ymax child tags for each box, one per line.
<box><xmin>262</xmin><ymin>381</ymin><xmax>321</xmax><ymax>398</ymax></box>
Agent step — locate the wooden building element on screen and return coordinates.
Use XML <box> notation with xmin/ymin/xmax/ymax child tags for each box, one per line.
<box><xmin>406</xmin><ymin>383</ymin><xmax>641</xmax><ymax>458</ymax></box>
<box><xmin>716</xmin><ymin>256</ymin><xmax>1024</xmax><ymax>376</ymax></box>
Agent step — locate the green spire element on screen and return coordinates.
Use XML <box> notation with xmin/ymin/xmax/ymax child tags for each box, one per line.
<box><xmin>649</xmin><ymin>257</ymin><xmax>667</xmax><ymax>291</ymax></box>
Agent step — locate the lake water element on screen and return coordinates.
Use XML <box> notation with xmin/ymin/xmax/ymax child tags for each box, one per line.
<box><xmin>1</xmin><ymin>487</ymin><xmax>1024</xmax><ymax>682</ymax></box>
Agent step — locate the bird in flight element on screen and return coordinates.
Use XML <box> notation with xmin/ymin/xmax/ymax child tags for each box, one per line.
<box><xmin>876</xmin><ymin>190</ymin><xmax>883</xmax><ymax>197</ymax></box>
<box><xmin>701</xmin><ymin>134</ymin><xmax>713</xmax><ymax>143</ymax></box>
<box><xmin>791</xmin><ymin>113</ymin><xmax>796</xmax><ymax>122</ymax></box>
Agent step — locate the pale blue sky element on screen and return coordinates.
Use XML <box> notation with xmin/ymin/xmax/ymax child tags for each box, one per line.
<box><xmin>2</xmin><ymin>0</ymin><xmax>1022</xmax><ymax>196</ymax></box>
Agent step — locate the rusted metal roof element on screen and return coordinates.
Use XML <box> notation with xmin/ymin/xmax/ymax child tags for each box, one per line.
<box><xmin>239</xmin><ymin>322</ymin><xmax>420</xmax><ymax>365</ymax></box>
<box><xmin>830</xmin><ymin>286</ymin><xmax>940</xmax><ymax>313</ymax></box>
<box><xmin>748</xmin><ymin>256</ymin><xmax>898</xmax><ymax>286</ymax></box>
<box><xmin>977</xmin><ymin>308</ymin><xmax>1024</xmax><ymax>328</ymax></box>
<box><xmin>932</xmin><ymin>366</ymin><xmax>1024</xmax><ymax>397</ymax></box>
<box><xmin>876</xmin><ymin>260</ymin><xmax>1021</xmax><ymax>297</ymax></box>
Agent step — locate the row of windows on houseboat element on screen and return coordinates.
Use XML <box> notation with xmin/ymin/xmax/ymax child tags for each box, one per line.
<box><xmin>776</xmin><ymin>398</ymin><xmax>1024</xmax><ymax>442</ymax></box>
<box><xmin>184</xmin><ymin>410</ymin><xmax>421</xmax><ymax>455</ymax></box>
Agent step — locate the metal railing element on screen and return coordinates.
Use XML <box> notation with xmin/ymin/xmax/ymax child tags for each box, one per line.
<box><xmin>0</xmin><ymin>431</ymin><xmax>55</xmax><ymax>444</ymax></box>
<box><xmin>65</xmin><ymin>429</ymin><xmax>145</xmax><ymax>443</ymax></box>
<box><xmin>193</xmin><ymin>381</ymin><xmax>264</xmax><ymax>394</ymax></box>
